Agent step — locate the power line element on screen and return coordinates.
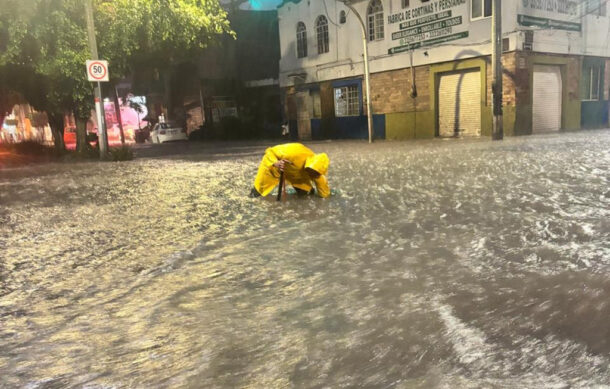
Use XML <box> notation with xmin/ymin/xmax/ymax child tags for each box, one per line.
<box><xmin>322</xmin><ymin>0</ymin><xmax>341</xmax><ymax>27</ymax></box>
<box><xmin>575</xmin><ymin>0</ymin><xmax>608</xmax><ymax>20</ymax></box>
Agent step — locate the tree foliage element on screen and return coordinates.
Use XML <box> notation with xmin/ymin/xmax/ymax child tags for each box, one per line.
<box><xmin>0</xmin><ymin>0</ymin><xmax>233</xmax><ymax>150</ymax></box>
<box><xmin>98</xmin><ymin>0</ymin><xmax>233</xmax><ymax>75</ymax></box>
<box><xmin>0</xmin><ymin>0</ymin><xmax>95</xmax><ymax>151</ymax></box>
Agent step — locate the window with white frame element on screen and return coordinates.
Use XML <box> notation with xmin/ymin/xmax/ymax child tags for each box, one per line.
<box><xmin>316</xmin><ymin>16</ymin><xmax>329</xmax><ymax>54</ymax></box>
<box><xmin>334</xmin><ymin>85</ymin><xmax>360</xmax><ymax>117</ymax></box>
<box><xmin>296</xmin><ymin>22</ymin><xmax>307</xmax><ymax>58</ymax></box>
<box><xmin>367</xmin><ymin>0</ymin><xmax>384</xmax><ymax>41</ymax></box>
<box><xmin>583</xmin><ymin>65</ymin><xmax>602</xmax><ymax>100</ymax></box>
<box><xmin>471</xmin><ymin>0</ymin><xmax>492</xmax><ymax>20</ymax></box>
<box><xmin>402</xmin><ymin>0</ymin><xmax>410</xmax><ymax>8</ymax></box>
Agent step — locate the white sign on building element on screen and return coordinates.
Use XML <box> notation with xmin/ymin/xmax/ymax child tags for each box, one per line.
<box><xmin>386</xmin><ymin>0</ymin><xmax>470</xmax><ymax>55</ymax></box>
<box><xmin>517</xmin><ymin>0</ymin><xmax>581</xmax><ymax>31</ymax></box>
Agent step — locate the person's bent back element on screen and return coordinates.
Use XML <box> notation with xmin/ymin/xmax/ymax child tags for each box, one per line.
<box><xmin>250</xmin><ymin>143</ymin><xmax>330</xmax><ymax>198</ymax></box>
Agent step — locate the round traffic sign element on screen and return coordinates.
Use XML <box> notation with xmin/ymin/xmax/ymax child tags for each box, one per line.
<box><xmin>88</xmin><ymin>61</ymin><xmax>108</xmax><ymax>81</ymax></box>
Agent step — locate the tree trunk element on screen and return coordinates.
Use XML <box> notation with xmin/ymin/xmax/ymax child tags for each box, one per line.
<box><xmin>47</xmin><ymin>112</ymin><xmax>65</xmax><ymax>151</ymax></box>
<box><xmin>75</xmin><ymin>117</ymin><xmax>88</xmax><ymax>153</ymax></box>
<box><xmin>112</xmin><ymin>83</ymin><xmax>125</xmax><ymax>145</ymax></box>
<box><xmin>164</xmin><ymin>69</ymin><xmax>173</xmax><ymax>120</ymax></box>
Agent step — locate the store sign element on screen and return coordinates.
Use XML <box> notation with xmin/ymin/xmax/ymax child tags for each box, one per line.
<box><xmin>387</xmin><ymin>0</ymin><xmax>469</xmax><ymax>55</ymax></box>
<box><xmin>210</xmin><ymin>97</ymin><xmax>238</xmax><ymax>123</ymax></box>
<box><xmin>518</xmin><ymin>0</ymin><xmax>581</xmax><ymax>31</ymax></box>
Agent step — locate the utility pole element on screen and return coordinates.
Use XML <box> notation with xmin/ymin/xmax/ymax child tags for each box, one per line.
<box><xmin>113</xmin><ymin>85</ymin><xmax>126</xmax><ymax>145</ymax></box>
<box><xmin>339</xmin><ymin>1</ymin><xmax>373</xmax><ymax>143</ymax></box>
<box><xmin>84</xmin><ymin>0</ymin><xmax>109</xmax><ymax>158</ymax></box>
<box><xmin>491</xmin><ymin>0</ymin><xmax>503</xmax><ymax>140</ymax></box>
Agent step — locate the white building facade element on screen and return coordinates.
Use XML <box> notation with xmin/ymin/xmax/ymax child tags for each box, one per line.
<box><xmin>278</xmin><ymin>0</ymin><xmax>610</xmax><ymax>140</ymax></box>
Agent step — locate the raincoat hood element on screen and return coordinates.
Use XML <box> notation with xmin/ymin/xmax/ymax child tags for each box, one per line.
<box><xmin>305</xmin><ymin>153</ymin><xmax>329</xmax><ymax>176</ymax></box>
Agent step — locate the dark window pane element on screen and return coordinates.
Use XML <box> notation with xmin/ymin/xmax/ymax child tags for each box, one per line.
<box><xmin>485</xmin><ymin>0</ymin><xmax>492</xmax><ymax>17</ymax></box>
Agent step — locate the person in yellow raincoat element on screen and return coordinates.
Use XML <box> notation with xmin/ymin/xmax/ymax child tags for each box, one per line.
<box><xmin>249</xmin><ymin>143</ymin><xmax>330</xmax><ymax>198</ymax></box>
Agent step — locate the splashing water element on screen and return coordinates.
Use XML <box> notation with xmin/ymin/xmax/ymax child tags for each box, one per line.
<box><xmin>1</xmin><ymin>131</ymin><xmax>609</xmax><ymax>388</ymax></box>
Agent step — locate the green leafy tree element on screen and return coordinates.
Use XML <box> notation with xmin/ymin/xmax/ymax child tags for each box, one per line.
<box><xmin>0</xmin><ymin>0</ymin><xmax>232</xmax><ymax>152</ymax></box>
<box><xmin>0</xmin><ymin>0</ymin><xmax>94</xmax><ymax>152</ymax></box>
<box><xmin>97</xmin><ymin>0</ymin><xmax>233</xmax><ymax>124</ymax></box>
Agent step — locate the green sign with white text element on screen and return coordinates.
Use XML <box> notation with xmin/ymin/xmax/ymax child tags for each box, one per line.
<box><xmin>389</xmin><ymin>31</ymin><xmax>469</xmax><ymax>55</ymax></box>
<box><xmin>399</xmin><ymin>11</ymin><xmax>452</xmax><ymax>30</ymax></box>
<box><xmin>517</xmin><ymin>14</ymin><xmax>581</xmax><ymax>31</ymax></box>
<box><xmin>392</xmin><ymin>16</ymin><xmax>463</xmax><ymax>40</ymax></box>
<box><xmin>387</xmin><ymin>0</ymin><xmax>469</xmax><ymax>55</ymax></box>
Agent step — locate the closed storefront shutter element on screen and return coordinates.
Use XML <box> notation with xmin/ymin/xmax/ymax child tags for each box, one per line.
<box><xmin>533</xmin><ymin>65</ymin><xmax>562</xmax><ymax>133</ymax></box>
<box><xmin>438</xmin><ymin>70</ymin><xmax>481</xmax><ymax>137</ymax></box>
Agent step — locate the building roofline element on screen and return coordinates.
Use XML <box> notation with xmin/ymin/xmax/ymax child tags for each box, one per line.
<box><xmin>278</xmin><ymin>0</ymin><xmax>303</xmax><ymax>9</ymax></box>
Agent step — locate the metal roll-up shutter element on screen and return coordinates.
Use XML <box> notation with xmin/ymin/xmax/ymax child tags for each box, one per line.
<box><xmin>533</xmin><ymin>65</ymin><xmax>562</xmax><ymax>133</ymax></box>
<box><xmin>438</xmin><ymin>70</ymin><xmax>481</xmax><ymax>137</ymax></box>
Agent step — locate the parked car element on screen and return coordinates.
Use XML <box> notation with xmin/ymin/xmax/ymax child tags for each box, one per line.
<box><xmin>150</xmin><ymin>122</ymin><xmax>188</xmax><ymax>144</ymax></box>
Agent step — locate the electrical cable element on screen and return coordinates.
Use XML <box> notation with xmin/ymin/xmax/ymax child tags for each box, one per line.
<box><xmin>322</xmin><ymin>0</ymin><xmax>341</xmax><ymax>27</ymax></box>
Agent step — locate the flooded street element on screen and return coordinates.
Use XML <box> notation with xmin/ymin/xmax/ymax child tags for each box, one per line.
<box><xmin>1</xmin><ymin>131</ymin><xmax>609</xmax><ymax>388</ymax></box>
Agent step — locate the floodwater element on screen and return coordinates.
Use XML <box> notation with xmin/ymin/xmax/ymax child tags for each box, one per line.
<box><xmin>0</xmin><ymin>131</ymin><xmax>609</xmax><ymax>388</ymax></box>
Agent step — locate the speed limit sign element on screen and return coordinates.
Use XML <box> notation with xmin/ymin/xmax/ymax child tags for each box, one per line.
<box><xmin>86</xmin><ymin>60</ymin><xmax>109</xmax><ymax>82</ymax></box>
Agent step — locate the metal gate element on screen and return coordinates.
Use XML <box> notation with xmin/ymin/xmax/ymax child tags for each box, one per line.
<box><xmin>438</xmin><ymin>70</ymin><xmax>481</xmax><ymax>137</ymax></box>
<box><xmin>533</xmin><ymin>65</ymin><xmax>562</xmax><ymax>133</ymax></box>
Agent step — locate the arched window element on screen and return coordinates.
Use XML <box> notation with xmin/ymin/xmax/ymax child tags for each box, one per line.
<box><xmin>316</xmin><ymin>16</ymin><xmax>329</xmax><ymax>54</ymax></box>
<box><xmin>296</xmin><ymin>22</ymin><xmax>307</xmax><ymax>58</ymax></box>
<box><xmin>367</xmin><ymin>0</ymin><xmax>384</xmax><ymax>41</ymax></box>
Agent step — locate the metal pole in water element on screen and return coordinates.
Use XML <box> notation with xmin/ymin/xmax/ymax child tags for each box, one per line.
<box><xmin>492</xmin><ymin>0</ymin><xmax>504</xmax><ymax>140</ymax></box>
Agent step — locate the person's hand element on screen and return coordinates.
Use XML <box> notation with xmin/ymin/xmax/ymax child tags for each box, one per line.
<box><xmin>273</xmin><ymin>159</ymin><xmax>292</xmax><ymax>172</ymax></box>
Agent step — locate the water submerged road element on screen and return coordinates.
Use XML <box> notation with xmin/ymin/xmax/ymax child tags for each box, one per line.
<box><xmin>1</xmin><ymin>131</ymin><xmax>609</xmax><ymax>388</ymax></box>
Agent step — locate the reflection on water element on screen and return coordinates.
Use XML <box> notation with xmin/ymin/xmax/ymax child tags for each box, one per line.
<box><xmin>1</xmin><ymin>132</ymin><xmax>609</xmax><ymax>388</ymax></box>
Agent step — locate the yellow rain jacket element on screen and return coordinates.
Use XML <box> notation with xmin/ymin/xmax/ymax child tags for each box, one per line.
<box><xmin>253</xmin><ymin>143</ymin><xmax>330</xmax><ymax>198</ymax></box>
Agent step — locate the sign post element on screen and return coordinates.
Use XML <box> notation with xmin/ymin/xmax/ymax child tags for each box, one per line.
<box><xmin>87</xmin><ymin>60</ymin><xmax>109</xmax><ymax>159</ymax></box>
<box><xmin>86</xmin><ymin>60</ymin><xmax>110</xmax><ymax>156</ymax></box>
<box><xmin>84</xmin><ymin>0</ymin><xmax>109</xmax><ymax>159</ymax></box>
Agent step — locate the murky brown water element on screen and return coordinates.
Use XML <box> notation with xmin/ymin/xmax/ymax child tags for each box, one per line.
<box><xmin>1</xmin><ymin>132</ymin><xmax>609</xmax><ymax>388</ymax></box>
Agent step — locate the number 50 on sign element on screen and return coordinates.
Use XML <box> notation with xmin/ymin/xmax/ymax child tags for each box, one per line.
<box><xmin>86</xmin><ymin>60</ymin><xmax>109</xmax><ymax>82</ymax></box>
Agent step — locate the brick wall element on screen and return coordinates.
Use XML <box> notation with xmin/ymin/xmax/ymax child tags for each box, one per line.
<box><xmin>512</xmin><ymin>52</ymin><xmax>530</xmax><ymax>106</ymax></box>
<box><xmin>482</xmin><ymin>54</ymin><xmax>518</xmax><ymax>107</ymax></box>
<box><xmin>502</xmin><ymin>52</ymin><xmax>518</xmax><ymax>107</ymax></box>
<box><xmin>369</xmin><ymin>66</ymin><xmax>430</xmax><ymax>114</ymax></box>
